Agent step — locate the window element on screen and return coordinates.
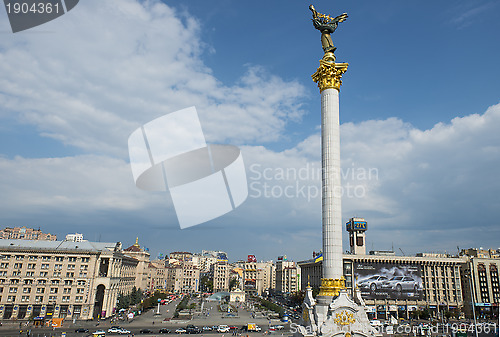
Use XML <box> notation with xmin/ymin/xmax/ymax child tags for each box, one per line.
<box><xmin>41</xmin><ymin>264</ymin><xmax>49</xmax><ymax>269</ymax></box>
<box><xmin>35</xmin><ymin>295</ymin><xmax>43</xmax><ymax>302</ymax></box>
<box><xmin>12</xmin><ymin>271</ymin><xmax>21</xmax><ymax>276</ymax></box>
<box><xmin>66</xmin><ymin>272</ymin><xmax>74</xmax><ymax>277</ymax></box>
<box><xmin>75</xmin><ymin>295</ymin><xmax>83</xmax><ymax>302</ymax></box>
<box><xmin>26</xmin><ymin>272</ymin><xmax>34</xmax><ymax>277</ymax></box>
<box><xmin>40</xmin><ymin>272</ymin><xmax>48</xmax><ymax>277</ymax></box>
<box><xmin>9</xmin><ymin>287</ymin><xmax>17</xmax><ymax>293</ymax></box>
<box><xmin>27</xmin><ymin>263</ymin><xmax>36</xmax><ymax>269</ymax></box>
<box><xmin>80</xmin><ymin>265</ymin><xmax>88</xmax><ymax>270</ymax></box>
<box><xmin>37</xmin><ymin>279</ymin><xmax>46</xmax><ymax>285</ymax></box>
<box><xmin>28</xmin><ymin>255</ymin><xmax>38</xmax><ymax>261</ymax></box>
<box><xmin>50</xmin><ymin>288</ymin><xmax>58</xmax><ymax>294</ymax></box>
<box><xmin>7</xmin><ymin>295</ymin><xmax>15</xmax><ymax>302</ymax></box>
<box><xmin>62</xmin><ymin>295</ymin><xmax>70</xmax><ymax>302</ymax></box>
<box><xmin>24</xmin><ymin>279</ymin><xmax>33</xmax><ymax>285</ymax></box>
<box><xmin>14</xmin><ymin>263</ymin><xmax>22</xmax><ymax>269</ymax></box>
<box><xmin>21</xmin><ymin>295</ymin><xmax>30</xmax><ymax>302</ymax></box>
<box><xmin>41</xmin><ymin>256</ymin><xmax>50</xmax><ymax>261</ymax></box>
<box><xmin>36</xmin><ymin>287</ymin><xmax>45</xmax><ymax>293</ymax></box>
<box><xmin>51</xmin><ymin>280</ymin><xmax>59</xmax><ymax>285</ymax></box>
<box><xmin>15</xmin><ymin>255</ymin><xmax>23</xmax><ymax>260</ymax></box>
<box><xmin>64</xmin><ymin>280</ymin><xmax>72</xmax><ymax>286</ymax></box>
<box><xmin>23</xmin><ymin>287</ymin><xmax>31</xmax><ymax>293</ymax></box>
<box><xmin>63</xmin><ymin>288</ymin><xmax>71</xmax><ymax>294</ymax></box>
<box><xmin>68</xmin><ymin>264</ymin><xmax>75</xmax><ymax>270</ymax></box>
<box><xmin>55</xmin><ymin>257</ymin><xmax>63</xmax><ymax>261</ymax></box>
<box><xmin>77</xmin><ymin>280</ymin><xmax>86</xmax><ymax>286</ymax></box>
<box><xmin>79</xmin><ymin>272</ymin><xmax>87</xmax><ymax>278</ymax></box>
<box><xmin>82</xmin><ymin>257</ymin><xmax>89</xmax><ymax>263</ymax></box>
<box><xmin>76</xmin><ymin>288</ymin><xmax>85</xmax><ymax>294</ymax></box>
<box><xmin>0</xmin><ymin>263</ymin><xmax>8</xmax><ymax>268</ymax></box>
<box><xmin>54</xmin><ymin>264</ymin><xmax>62</xmax><ymax>270</ymax></box>
<box><xmin>49</xmin><ymin>295</ymin><xmax>57</xmax><ymax>301</ymax></box>
<box><xmin>10</xmin><ymin>279</ymin><xmax>19</xmax><ymax>284</ymax></box>
<box><xmin>68</xmin><ymin>257</ymin><xmax>77</xmax><ymax>262</ymax></box>
<box><xmin>53</xmin><ymin>272</ymin><xmax>61</xmax><ymax>277</ymax></box>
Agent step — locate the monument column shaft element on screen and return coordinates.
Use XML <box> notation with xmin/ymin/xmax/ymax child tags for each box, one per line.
<box><xmin>321</xmin><ymin>88</ymin><xmax>343</xmax><ymax>280</ymax></box>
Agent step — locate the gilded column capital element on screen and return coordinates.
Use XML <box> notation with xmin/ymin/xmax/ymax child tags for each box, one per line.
<box><xmin>312</xmin><ymin>60</ymin><xmax>348</xmax><ymax>92</ymax></box>
<box><xmin>318</xmin><ymin>276</ymin><xmax>346</xmax><ymax>297</ymax></box>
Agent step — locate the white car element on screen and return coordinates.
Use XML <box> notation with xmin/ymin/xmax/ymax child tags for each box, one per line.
<box><xmin>218</xmin><ymin>325</ymin><xmax>230</xmax><ymax>333</ymax></box>
<box><xmin>175</xmin><ymin>328</ymin><xmax>187</xmax><ymax>334</ymax></box>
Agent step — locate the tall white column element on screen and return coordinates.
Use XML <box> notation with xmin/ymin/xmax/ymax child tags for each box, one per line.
<box><xmin>321</xmin><ymin>88</ymin><xmax>343</xmax><ymax>280</ymax></box>
<box><xmin>312</xmin><ymin>58</ymin><xmax>348</xmax><ymax>298</ymax></box>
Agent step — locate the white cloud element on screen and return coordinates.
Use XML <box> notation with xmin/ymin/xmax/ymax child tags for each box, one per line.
<box><xmin>0</xmin><ymin>103</ymin><xmax>499</xmax><ymax>257</ymax></box>
<box><xmin>0</xmin><ymin>0</ymin><xmax>305</xmax><ymax>158</ymax></box>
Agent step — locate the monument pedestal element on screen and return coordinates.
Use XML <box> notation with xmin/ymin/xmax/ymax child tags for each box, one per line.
<box><xmin>295</xmin><ymin>286</ymin><xmax>376</xmax><ymax>337</ymax></box>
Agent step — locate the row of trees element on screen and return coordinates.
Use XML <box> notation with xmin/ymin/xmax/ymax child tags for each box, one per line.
<box><xmin>117</xmin><ymin>287</ymin><xmax>142</xmax><ymax>310</ymax></box>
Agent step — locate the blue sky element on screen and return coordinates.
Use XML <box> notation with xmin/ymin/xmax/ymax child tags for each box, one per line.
<box><xmin>0</xmin><ymin>0</ymin><xmax>499</xmax><ymax>262</ymax></box>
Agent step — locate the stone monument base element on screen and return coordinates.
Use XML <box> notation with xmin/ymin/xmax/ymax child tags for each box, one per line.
<box><xmin>294</xmin><ymin>287</ymin><xmax>378</xmax><ymax>337</ymax></box>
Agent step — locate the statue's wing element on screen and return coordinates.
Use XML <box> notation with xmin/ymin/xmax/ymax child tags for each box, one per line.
<box><xmin>334</xmin><ymin>13</ymin><xmax>348</xmax><ymax>23</ymax></box>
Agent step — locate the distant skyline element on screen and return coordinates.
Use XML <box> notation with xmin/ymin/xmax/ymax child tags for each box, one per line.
<box><xmin>0</xmin><ymin>0</ymin><xmax>499</xmax><ymax>262</ymax></box>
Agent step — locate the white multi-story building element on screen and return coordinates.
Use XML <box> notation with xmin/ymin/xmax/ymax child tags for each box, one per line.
<box><xmin>275</xmin><ymin>260</ymin><xmax>301</xmax><ymax>294</ymax></box>
<box><xmin>213</xmin><ymin>262</ymin><xmax>230</xmax><ymax>292</ymax></box>
<box><xmin>0</xmin><ymin>239</ymin><xmax>138</xmax><ymax>321</ymax></box>
<box><xmin>166</xmin><ymin>262</ymin><xmax>200</xmax><ymax>294</ymax></box>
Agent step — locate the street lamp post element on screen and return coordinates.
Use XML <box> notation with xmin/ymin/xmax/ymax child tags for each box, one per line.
<box><xmin>466</xmin><ymin>269</ymin><xmax>479</xmax><ymax>337</ymax></box>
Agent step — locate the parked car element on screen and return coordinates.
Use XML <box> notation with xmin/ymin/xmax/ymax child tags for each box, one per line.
<box><xmin>140</xmin><ymin>329</ymin><xmax>154</xmax><ymax>334</ymax></box>
<box><xmin>218</xmin><ymin>325</ymin><xmax>230</xmax><ymax>333</ymax></box>
<box><xmin>159</xmin><ymin>328</ymin><xmax>171</xmax><ymax>334</ymax></box>
<box><xmin>186</xmin><ymin>327</ymin><xmax>202</xmax><ymax>334</ymax></box>
<box><xmin>175</xmin><ymin>328</ymin><xmax>187</xmax><ymax>334</ymax></box>
<box><xmin>108</xmin><ymin>327</ymin><xmax>123</xmax><ymax>333</ymax></box>
<box><xmin>75</xmin><ymin>328</ymin><xmax>89</xmax><ymax>333</ymax></box>
<box><xmin>202</xmin><ymin>326</ymin><xmax>212</xmax><ymax>331</ymax></box>
<box><xmin>92</xmin><ymin>330</ymin><xmax>106</xmax><ymax>336</ymax></box>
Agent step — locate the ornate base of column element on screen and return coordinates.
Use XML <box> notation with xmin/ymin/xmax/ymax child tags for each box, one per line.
<box><xmin>294</xmin><ymin>288</ymin><xmax>377</xmax><ymax>337</ymax></box>
<box><xmin>318</xmin><ymin>277</ymin><xmax>346</xmax><ymax>297</ymax></box>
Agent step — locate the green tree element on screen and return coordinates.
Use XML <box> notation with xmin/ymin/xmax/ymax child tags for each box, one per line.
<box><xmin>229</xmin><ymin>278</ymin><xmax>238</xmax><ymax>291</ymax></box>
<box><xmin>200</xmin><ymin>275</ymin><xmax>213</xmax><ymax>292</ymax></box>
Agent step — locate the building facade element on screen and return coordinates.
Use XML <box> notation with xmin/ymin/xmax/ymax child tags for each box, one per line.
<box><xmin>275</xmin><ymin>260</ymin><xmax>301</xmax><ymax>294</ymax></box>
<box><xmin>166</xmin><ymin>262</ymin><xmax>200</xmax><ymax>294</ymax></box>
<box><xmin>123</xmin><ymin>238</ymin><xmax>150</xmax><ymax>291</ymax></box>
<box><xmin>242</xmin><ymin>261</ymin><xmax>274</xmax><ymax>296</ymax></box>
<box><xmin>0</xmin><ymin>239</ymin><xmax>138</xmax><ymax>321</ymax></box>
<box><xmin>0</xmin><ymin>227</ymin><xmax>56</xmax><ymax>241</ymax></box>
<box><xmin>213</xmin><ymin>262</ymin><xmax>230</xmax><ymax>292</ymax></box>
<box><xmin>461</xmin><ymin>249</ymin><xmax>500</xmax><ymax>319</ymax></box>
<box><xmin>299</xmin><ymin>253</ymin><xmax>466</xmax><ymax>319</ymax></box>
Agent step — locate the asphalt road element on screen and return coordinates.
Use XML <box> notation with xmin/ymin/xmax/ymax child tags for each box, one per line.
<box><xmin>0</xmin><ymin>298</ymin><xmax>289</xmax><ymax>337</ymax></box>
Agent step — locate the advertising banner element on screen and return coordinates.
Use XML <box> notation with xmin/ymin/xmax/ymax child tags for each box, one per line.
<box><xmin>354</xmin><ymin>263</ymin><xmax>422</xmax><ymax>300</ymax></box>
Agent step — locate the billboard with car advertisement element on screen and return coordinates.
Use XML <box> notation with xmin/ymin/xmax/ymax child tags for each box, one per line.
<box><xmin>354</xmin><ymin>263</ymin><xmax>422</xmax><ymax>300</ymax></box>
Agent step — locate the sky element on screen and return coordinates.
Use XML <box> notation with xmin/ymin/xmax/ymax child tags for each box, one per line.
<box><xmin>0</xmin><ymin>0</ymin><xmax>499</xmax><ymax>262</ymax></box>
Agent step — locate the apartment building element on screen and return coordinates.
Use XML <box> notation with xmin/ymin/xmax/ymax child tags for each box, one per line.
<box><xmin>0</xmin><ymin>227</ymin><xmax>56</xmax><ymax>241</ymax></box>
<box><xmin>0</xmin><ymin>239</ymin><xmax>138</xmax><ymax>321</ymax></box>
